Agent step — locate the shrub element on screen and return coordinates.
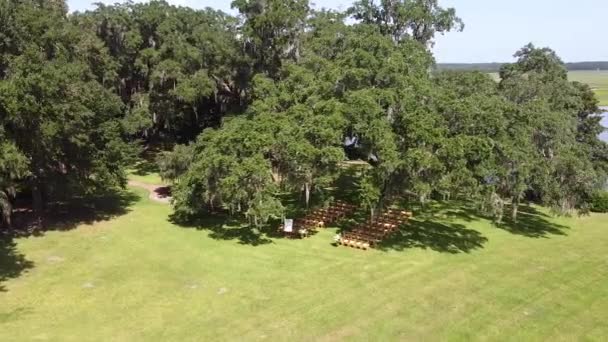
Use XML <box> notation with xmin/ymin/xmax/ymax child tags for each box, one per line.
<box><xmin>590</xmin><ymin>191</ymin><xmax>608</xmax><ymax>213</ymax></box>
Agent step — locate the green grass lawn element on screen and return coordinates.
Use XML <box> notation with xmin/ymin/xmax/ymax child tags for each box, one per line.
<box><xmin>127</xmin><ymin>159</ymin><xmax>164</xmax><ymax>185</ymax></box>
<box><xmin>127</xmin><ymin>170</ymin><xmax>164</xmax><ymax>185</ymax></box>
<box><xmin>1</xmin><ymin>186</ymin><xmax>607</xmax><ymax>341</ymax></box>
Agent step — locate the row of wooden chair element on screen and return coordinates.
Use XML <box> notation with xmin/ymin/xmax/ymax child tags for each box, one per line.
<box><xmin>338</xmin><ymin>209</ymin><xmax>413</xmax><ymax>250</ymax></box>
<box><xmin>284</xmin><ymin>201</ymin><xmax>358</xmax><ymax>238</ymax></box>
<box><xmin>301</xmin><ymin>202</ymin><xmax>357</xmax><ymax>227</ymax></box>
<box><xmin>339</xmin><ymin>238</ymin><xmax>372</xmax><ymax>250</ymax></box>
<box><xmin>379</xmin><ymin>209</ymin><xmax>413</xmax><ymax>221</ymax></box>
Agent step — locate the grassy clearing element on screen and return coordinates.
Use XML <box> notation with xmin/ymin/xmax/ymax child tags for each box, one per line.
<box><xmin>127</xmin><ymin>159</ymin><xmax>164</xmax><ymax>185</ymax></box>
<box><xmin>1</xmin><ymin>184</ymin><xmax>607</xmax><ymax>340</ymax></box>
<box><xmin>127</xmin><ymin>171</ymin><xmax>164</xmax><ymax>185</ymax></box>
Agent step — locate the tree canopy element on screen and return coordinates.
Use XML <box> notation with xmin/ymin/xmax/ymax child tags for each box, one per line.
<box><xmin>0</xmin><ymin>0</ymin><xmax>136</xmax><ymax>225</ymax></box>
<box><xmin>157</xmin><ymin>2</ymin><xmax>607</xmax><ymax>225</ymax></box>
<box><xmin>1</xmin><ymin>0</ymin><xmax>606</xmax><ymax>229</ymax></box>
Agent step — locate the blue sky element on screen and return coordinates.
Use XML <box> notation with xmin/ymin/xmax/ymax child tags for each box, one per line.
<box><xmin>67</xmin><ymin>0</ymin><xmax>607</xmax><ymax>63</ymax></box>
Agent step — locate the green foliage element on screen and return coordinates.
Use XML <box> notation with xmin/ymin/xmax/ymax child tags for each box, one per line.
<box><xmin>157</xmin><ymin>144</ymin><xmax>194</xmax><ymax>183</ymax></box>
<box><xmin>168</xmin><ymin>116</ymin><xmax>275</xmax><ymax>221</ymax></box>
<box><xmin>0</xmin><ymin>137</ymin><xmax>29</xmax><ymax>227</ymax></box>
<box><xmin>232</xmin><ymin>0</ymin><xmax>309</xmax><ymax>79</ymax></box>
<box><xmin>159</xmin><ymin>3</ymin><xmax>608</xmax><ymax>227</ymax></box>
<box><xmin>0</xmin><ymin>0</ymin><xmax>134</xmax><ymax>223</ymax></box>
<box><xmin>590</xmin><ymin>191</ymin><xmax>608</xmax><ymax>213</ymax></box>
<box><xmin>0</xmin><ymin>133</ymin><xmax>29</xmax><ymax>185</ymax></box>
<box><xmin>75</xmin><ymin>1</ymin><xmax>245</xmax><ymax>142</ymax></box>
<box><xmin>357</xmin><ymin>171</ymin><xmax>382</xmax><ymax>218</ymax></box>
<box><xmin>348</xmin><ymin>0</ymin><xmax>464</xmax><ymax>46</ymax></box>
<box><xmin>245</xmin><ymin>191</ymin><xmax>285</xmax><ymax>228</ymax></box>
<box><xmin>496</xmin><ymin>44</ymin><xmax>607</xmax><ymax>217</ymax></box>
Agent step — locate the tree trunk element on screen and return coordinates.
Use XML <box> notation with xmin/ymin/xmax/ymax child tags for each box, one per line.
<box><xmin>304</xmin><ymin>182</ymin><xmax>310</xmax><ymax>209</ymax></box>
<box><xmin>1</xmin><ymin>197</ymin><xmax>11</xmax><ymax>229</ymax></box>
<box><xmin>511</xmin><ymin>197</ymin><xmax>519</xmax><ymax>222</ymax></box>
<box><xmin>0</xmin><ymin>188</ymin><xmax>12</xmax><ymax>228</ymax></box>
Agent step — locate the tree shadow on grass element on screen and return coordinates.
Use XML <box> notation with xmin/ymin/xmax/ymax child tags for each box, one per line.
<box><xmin>376</xmin><ymin>219</ymin><xmax>488</xmax><ymax>254</ymax></box>
<box><xmin>169</xmin><ymin>213</ymin><xmax>274</xmax><ymax>247</ymax></box>
<box><xmin>406</xmin><ymin>200</ymin><xmax>486</xmax><ymax>223</ymax></box>
<box><xmin>0</xmin><ymin>237</ymin><xmax>34</xmax><ymax>292</ymax></box>
<box><xmin>371</xmin><ymin>201</ymin><xmax>569</xmax><ymax>253</ymax></box>
<box><xmin>210</xmin><ymin>226</ymin><xmax>274</xmax><ymax>246</ymax></box>
<box><xmin>409</xmin><ymin>201</ymin><xmax>569</xmax><ymax>239</ymax></box>
<box><xmin>9</xmin><ymin>189</ymin><xmax>140</xmax><ymax>238</ymax></box>
<box><xmin>154</xmin><ymin>186</ymin><xmax>172</xmax><ymax>199</ymax></box>
<box><xmin>0</xmin><ymin>307</ymin><xmax>32</xmax><ymax>323</ymax></box>
<box><xmin>0</xmin><ymin>189</ymin><xmax>138</xmax><ymax>292</ymax></box>
<box><xmin>496</xmin><ymin>205</ymin><xmax>569</xmax><ymax>238</ymax></box>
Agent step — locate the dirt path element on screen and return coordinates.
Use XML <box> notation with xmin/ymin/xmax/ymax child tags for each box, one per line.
<box><xmin>128</xmin><ymin>180</ymin><xmax>172</xmax><ymax>204</ymax></box>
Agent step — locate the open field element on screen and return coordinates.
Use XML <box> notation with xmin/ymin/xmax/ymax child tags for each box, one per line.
<box><xmin>569</xmin><ymin>71</ymin><xmax>608</xmax><ymax>106</ymax></box>
<box><xmin>1</xmin><ymin>184</ymin><xmax>607</xmax><ymax>340</ymax></box>
<box><xmin>596</xmin><ymin>89</ymin><xmax>608</xmax><ymax>106</ymax></box>
<box><xmin>568</xmin><ymin>70</ymin><xmax>608</xmax><ymax>89</ymax></box>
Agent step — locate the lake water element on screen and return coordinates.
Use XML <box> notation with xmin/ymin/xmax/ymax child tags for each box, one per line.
<box><xmin>601</xmin><ymin>107</ymin><xmax>608</xmax><ymax>142</ymax></box>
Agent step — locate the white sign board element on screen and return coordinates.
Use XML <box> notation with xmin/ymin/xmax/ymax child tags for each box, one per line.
<box><xmin>284</xmin><ymin>219</ymin><xmax>294</xmax><ymax>233</ymax></box>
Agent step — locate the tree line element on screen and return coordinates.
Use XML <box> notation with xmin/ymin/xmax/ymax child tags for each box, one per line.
<box><xmin>1</xmin><ymin>0</ymin><xmax>607</xmax><ymax>229</ymax></box>
<box><xmin>438</xmin><ymin>62</ymin><xmax>608</xmax><ymax>73</ymax></box>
